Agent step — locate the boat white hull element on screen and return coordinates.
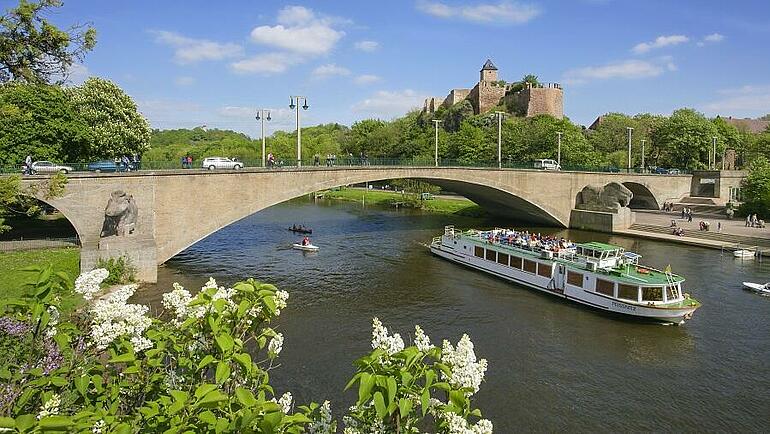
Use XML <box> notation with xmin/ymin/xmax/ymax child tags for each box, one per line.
<box><xmin>733</xmin><ymin>250</ymin><xmax>755</xmax><ymax>259</ymax></box>
<box><xmin>430</xmin><ymin>243</ymin><xmax>697</xmax><ymax>324</ymax></box>
<box><xmin>292</xmin><ymin>243</ymin><xmax>319</xmax><ymax>252</ymax></box>
<box><xmin>742</xmin><ymin>282</ymin><xmax>770</xmax><ymax>294</ymax></box>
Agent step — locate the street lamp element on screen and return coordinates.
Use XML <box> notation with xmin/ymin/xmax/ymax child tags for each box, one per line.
<box><xmin>626</xmin><ymin>127</ymin><xmax>634</xmax><ymax>173</ymax></box>
<box><xmin>712</xmin><ymin>136</ymin><xmax>717</xmax><ymax>170</ymax></box>
<box><xmin>432</xmin><ymin>120</ymin><xmax>443</xmax><ymax>167</ymax></box>
<box><xmin>641</xmin><ymin>139</ymin><xmax>646</xmax><ymax>172</ymax></box>
<box><xmin>556</xmin><ymin>132</ymin><xmax>563</xmax><ymax>167</ymax></box>
<box><xmin>255</xmin><ymin>109</ymin><xmax>271</xmax><ymax>167</ymax></box>
<box><xmin>289</xmin><ymin>96</ymin><xmax>309</xmax><ymax>167</ymax></box>
<box><xmin>494</xmin><ymin>111</ymin><xmax>506</xmax><ymax>169</ymax></box>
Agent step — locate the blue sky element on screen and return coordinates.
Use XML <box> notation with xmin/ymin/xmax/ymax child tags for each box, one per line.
<box><xmin>28</xmin><ymin>0</ymin><xmax>770</xmax><ymax>136</ymax></box>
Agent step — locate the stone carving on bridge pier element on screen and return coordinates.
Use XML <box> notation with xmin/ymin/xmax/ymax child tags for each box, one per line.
<box><xmin>100</xmin><ymin>190</ymin><xmax>138</xmax><ymax>237</ymax></box>
<box><xmin>576</xmin><ymin>182</ymin><xmax>633</xmax><ymax>212</ymax></box>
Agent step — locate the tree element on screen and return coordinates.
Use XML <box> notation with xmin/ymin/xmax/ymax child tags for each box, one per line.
<box><xmin>739</xmin><ymin>156</ymin><xmax>770</xmax><ymax>218</ymax></box>
<box><xmin>0</xmin><ymin>171</ymin><xmax>67</xmax><ymax>233</ymax></box>
<box><xmin>0</xmin><ymin>0</ymin><xmax>96</xmax><ymax>84</ymax></box>
<box><xmin>650</xmin><ymin>108</ymin><xmax>717</xmax><ymax>170</ymax></box>
<box><xmin>448</xmin><ymin>121</ymin><xmax>490</xmax><ymax>164</ymax></box>
<box><xmin>67</xmin><ymin>77</ymin><xmax>150</xmax><ymax>159</ymax></box>
<box><xmin>0</xmin><ymin>81</ymin><xmax>90</xmax><ymax>166</ymax></box>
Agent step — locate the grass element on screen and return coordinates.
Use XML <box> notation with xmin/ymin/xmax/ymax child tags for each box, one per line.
<box><xmin>0</xmin><ymin>248</ymin><xmax>81</xmax><ymax>312</ymax></box>
<box><xmin>0</xmin><ymin>212</ymin><xmax>77</xmax><ymax>240</ymax></box>
<box><xmin>321</xmin><ymin>188</ymin><xmax>487</xmax><ymax>217</ymax></box>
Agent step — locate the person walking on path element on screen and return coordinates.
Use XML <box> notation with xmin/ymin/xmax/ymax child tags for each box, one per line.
<box><xmin>718</xmin><ymin>221</ymin><xmax>722</xmax><ymax>233</ymax></box>
<box><xmin>681</xmin><ymin>208</ymin><xmax>686</xmax><ymax>219</ymax></box>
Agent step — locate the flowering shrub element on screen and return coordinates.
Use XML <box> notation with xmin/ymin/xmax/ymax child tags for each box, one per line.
<box><xmin>0</xmin><ymin>268</ymin><xmax>493</xmax><ymax>433</ymax></box>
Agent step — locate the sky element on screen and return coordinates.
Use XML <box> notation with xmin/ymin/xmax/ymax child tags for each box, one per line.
<box><xmin>17</xmin><ymin>0</ymin><xmax>770</xmax><ymax>137</ymax></box>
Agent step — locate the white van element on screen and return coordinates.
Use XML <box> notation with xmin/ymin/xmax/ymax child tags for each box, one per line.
<box><xmin>533</xmin><ymin>159</ymin><xmax>561</xmax><ymax>171</ymax></box>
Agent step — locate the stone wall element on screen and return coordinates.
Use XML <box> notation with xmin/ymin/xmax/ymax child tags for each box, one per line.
<box><xmin>476</xmin><ymin>81</ymin><xmax>506</xmax><ymax>114</ymax></box>
<box><xmin>442</xmin><ymin>88</ymin><xmax>471</xmax><ymax>108</ymax></box>
<box><xmin>526</xmin><ymin>86</ymin><xmax>563</xmax><ymax>119</ymax></box>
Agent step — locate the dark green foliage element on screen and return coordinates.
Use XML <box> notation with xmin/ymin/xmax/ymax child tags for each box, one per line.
<box><xmin>95</xmin><ymin>256</ymin><xmax>135</xmax><ymax>285</ymax></box>
<box><xmin>738</xmin><ymin>157</ymin><xmax>770</xmax><ymax>218</ymax></box>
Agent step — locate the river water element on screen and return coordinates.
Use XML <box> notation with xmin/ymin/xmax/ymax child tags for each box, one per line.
<box><xmin>136</xmin><ymin>198</ymin><xmax>770</xmax><ymax>432</ymax></box>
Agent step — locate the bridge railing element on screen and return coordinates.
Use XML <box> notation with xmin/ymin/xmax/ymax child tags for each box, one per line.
<box><xmin>0</xmin><ymin>159</ymin><xmax>690</xmax><ymax>175</ymax></box>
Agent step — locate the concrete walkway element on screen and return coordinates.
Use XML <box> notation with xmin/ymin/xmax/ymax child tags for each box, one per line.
<box><xmin>634</xmin><ymin>210</ymin><xmax>770</xmax><ymax>240</ymax></box>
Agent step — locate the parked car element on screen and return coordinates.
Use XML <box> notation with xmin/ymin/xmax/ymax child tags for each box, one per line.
<box><xmin>202</xmin><ymin>157</ymin><xmax>243</xmax><ymax>170</ymax></box>
<box><xmin>667</xmin><ymin>168</ymin><xmax>681</xmax><ymax>175</ymax></box>
<box><xmin>654</xmin><ymin>167</ymin><xmax>668</xmax><ymax>174</ymax></box>
<box><xmin>87</xmin><ymin>160</ymin><xmax>125</xmax><ymax>173</ymax></box>
<box><xmin>30</xmin><ymin>161</ymin><xmax>74</xmax><ymax>174</ymax></box>
<box><xmin>533</xmin><ymin>159</ymin><xmax>561</xmax><ymax>171</ymax></box>
<box><xmin>607</xmin><ymin>166</ymin><xmax>621</xmax><ymax>173</ymax></box>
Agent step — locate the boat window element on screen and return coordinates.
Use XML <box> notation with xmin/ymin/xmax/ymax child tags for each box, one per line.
<box><xmin>642</xmin><ymin>286</ymin><xmax>663</xmax><ymax>302</ymax></box>
<box><xmin>595</xmin><ymin>279</ymin><xmax>614</xmax><ymax>296</ymax></box>
<box><xmin>567</xmin><ymin>271</ymin><xmax>583</xmax><ymax>288</ymax></box>
<box><xmin>510</xmin><ymin>256</ymin><xmax>522</xmax><ymax>269</ymax></box>
<box><xmin>475</xmin><ymin>246</ymin><xmax>484</xmax><ymax>258</ymax></box>
<box><xmin>618</xmin><ymin>284</ymin><xmax>639</xmax><ymax>301</ymax></box>
<box><xmin>485</xmin><ymin>249</ymin><xmax>496</xmax><ymax>261</ymax></box>
<box><xmin>523</xmin><ymin>259</ymin><xmax>537</xmax><ymax>274</ymax></box>
<box><xmin>537</xmin><ymin>263</ymin><xmax>552</xmax><ymax>278</ymax></box>
<box><xmin>576</xmin><ymin>247</ymin><xmax>583</xmax><ymax>255</ymax></box>
<box><xmin>666</xmin><ymin>285</ymin><xmax>679</xmax><ymax>301</ymax></box>
<box><xmin>497</xmin><ymin>252</ymin><xmax>509</xmax><ymax>266</ymax></box>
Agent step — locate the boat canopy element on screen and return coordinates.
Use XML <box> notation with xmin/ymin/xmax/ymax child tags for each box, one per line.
<box><xmin>575</xmin><ymin>242</ymin><xmax>624</xmax><ymax>259</ymax></box>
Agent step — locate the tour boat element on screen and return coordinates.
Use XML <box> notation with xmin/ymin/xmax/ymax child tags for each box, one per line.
<box><xmin>292</xmin><ymin>243</ymin><xmax>319</xmax><ymax>252</ymax></box>
<box><xmin>733</xmin><ymin>249</ymin><xmax>755</xmax><ymax>259</ymax></box>
<box><xmin>742</xmin><ymin>281</ymin><xmax>770</xmax><ymax>295</ymax></box>
<box><xmin>429</xmin><ymin>226</ymin><xmax>701</xmax><ymax>324</ymax></box>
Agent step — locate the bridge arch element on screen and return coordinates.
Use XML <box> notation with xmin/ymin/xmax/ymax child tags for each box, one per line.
<box><xmin>622</xmin><ymin>182</ymin><xmax>660</xmax><ymax>210</ymax></box>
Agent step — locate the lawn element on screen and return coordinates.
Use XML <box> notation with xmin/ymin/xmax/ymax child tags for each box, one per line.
<box><xmin>322</xmin><ymin>188</ymin><xmax>487</xmax><ymax>217</ymax></box>
<box><xmin>0</xmin><ymin>248</ymin><xmax>81</xmax><ymax>311</ymax></box>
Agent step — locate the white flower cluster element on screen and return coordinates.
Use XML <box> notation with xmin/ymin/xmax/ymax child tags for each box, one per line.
<box><xmin>308</xmin><ymin>400</ymin><xmax>335</xmax><ymax>434</ymax></box>
<box><xmin>89</xmin><ymin>284</ymin><xmax>152</xmax><ymax>352</ymax></box>
<box><xmin>268</xmin><ymin>332</ymin><xmax>284</xmax><ymax>356</ymax></box>
<box><xmin>44</xmin><ymin>305</ymin><xmax>60</xmax><ymax>339</ymax></box>
<box><xmin>277</xmin><ymin>391</ymin><xmax>293</xmax><ymax>414</ymax></box>
<box><xmin>343</xmin><ymin>404</ymin><xmax>386</xmax><ymax>434</ymax></box>
<box><xmin>440</xmin><ymin>334</ymin><xmax>488</xmax><ymax>395</ymax></box>
<box><xmin>75</xmin><ymin>268</ymin><xmax>109</xmax><ymax>300</ymax></box>
<box><xmin>442</xmin><ymin>411</ymin><xmax>493</xmax><ymax>434</ymax></box>
<box><xmin>370</xmin><ymin>317</ymin><xmax>404</xmax><ymax>356</ymax></box>
<box><xmin>414</xmin><ymin>325</ymin><xmax>434</xmax><ymax>352</ymax></box>
<box><xmin>37</xmin><ymin>393</ymin><xmax>61</xmax><ymax>419</ymax></box>
<box><xmin>274</xmin><ymin>290</ymin><xmax>289</xmax><ymax>316</ymax></box>
<box><xmin>92</xmin><ymin>419</ymin><xmax>106</xmax><ymax>434</ymax></box>
<box><xmin>161</xmin><ymin>283</ymin><xmax>204</xmax><ymax>325</ymax></box>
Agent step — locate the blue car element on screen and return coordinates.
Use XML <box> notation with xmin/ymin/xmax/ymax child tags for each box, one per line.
<box><xmin>654</xmin><ymin>167</ymin><xmax>668</xmax><ymax>174</ymax></box>
<box><xmin>87</xmin><ymin>160</ymin><xmax>129</xmax><ymax>173</ymax></box>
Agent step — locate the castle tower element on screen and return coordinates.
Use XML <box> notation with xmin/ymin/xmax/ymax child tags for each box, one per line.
<box><xmin>480</xmin><ymin>59</ymin><xmax>498</xmax><ymax>82</ymax></box>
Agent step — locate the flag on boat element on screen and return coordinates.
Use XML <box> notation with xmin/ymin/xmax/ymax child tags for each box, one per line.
<box><xmin>664</xmin><ymin>264</ymin><xmax>672</xmax><ymax>274</ymax></box>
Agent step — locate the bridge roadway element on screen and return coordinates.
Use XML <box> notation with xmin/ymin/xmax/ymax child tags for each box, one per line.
<box><xmin>20</xmin><ymin>165</ymin><xmax>712</xmax><ymax>281</ymax></box>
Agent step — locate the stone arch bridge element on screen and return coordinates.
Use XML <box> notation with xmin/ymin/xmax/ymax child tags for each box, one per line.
<box><xmin>23</xmin><ymin>167</ymin><xmax>696</xmax><ymax>282</ymax></box>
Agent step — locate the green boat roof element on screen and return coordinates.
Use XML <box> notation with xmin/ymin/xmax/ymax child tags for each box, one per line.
<box><xmin>576</xmin><ymin>242</ymin><xmax>624</xmax><ymax>252</ymax></box>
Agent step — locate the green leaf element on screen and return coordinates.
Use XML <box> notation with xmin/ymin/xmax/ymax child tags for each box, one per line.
<box><xmin>449</xmin><ymin>390</ymin><xmax>467</xmax><ymax>410</ymax></box>
<box><xmin>74</xmin><ymin>375</ymin><xmax>89</xmax><ymax>397</ymax></box>
<box><xmin>420</xmin><ymin>389</ymin><xmax>430</xmax><ymax>417</ymax></box>
<box><xmin>199</xmin><ymin>410</ymin><xmax>217</xmax><ymax>426</ymax></box>
<box><xmin>234</xmin><ymin>387</ymin><xmax>256</xmax><ymax>407</ymax></box>
<box><xmin>197</xmin><ymin>390</ymin><xmax>228</xmax><ymax>408</ymax></box>
<box><xmin>233</xmin><ymin>353</ymin><xmax>252</xmax><ymax>373</ymax></box>
<box><xmin>373</xmin><ymin>392</ymin><xmax>387</xmax><ymax>419</ymax></box>
<box><xmin>197</xmin><ymin>355</ymin><xmax>215</xmax><ymax>370</ymax></box>
<box><xmin>399</xmin><ymin>398</ymin><xmax>413</xmax><ymax>418</ymax></box>
<box><xmin>38</xmin><ymin>415</ymin><xmax>73</xmax><ymax>429</ymax></box>
<box><xmin>109</xmin><ymin>352</ymin><xmax>135</xmax><ymax>363</ymax></box>
<box><xmin>386</xmin><ymin>377</ymin><xmax>397</xmax><ymax>404</ymax></box>
<box><xmin>15</xmin><ymin>414</ymin><xmax>35</xmax><ymax>431</ymax></box>
<box><xmin>214</xmin><ymin>334</ymin><xmax>234</xmax><ymax>353</ymax></box>
<box><xmin>170</xmin><ymin>390</ymin><xmax>188</xmax><ymax>403</ymax></box>
<box><xmin>431</xmin><ymin>381</ymin><xmax>451</xmax><ymax>391</ymax></box>
<box><xmin>0</xmin><ymin>417</ymin><xmax>15</xmax><ymax>429</ymax></box>
<box><xmin>344</xmin><ymin>372</ymin><xmax>362</xmax><ymax>391</ymax></box>
<box><xmin>358</xmin><ymin>372</ymin><xmax>375</xmax><ymax>405</ymax></box>
<box><xmin>215</xmin><ymin>361</ymin><xmax>231</xmax><ymax>385</ymax></box>
<box><xmin>470</xmin><ymin>408</ymin><xmax>482</xmax><ymax>417</ymax></box>
<box><xmin>194</xmin><ymin>384</ymin><xmax>218</xmax><ymax>399</ymax></box>
<box><xmin>49</xmin><ymin>376</ymin><xmax>67</xmax><ymax>387</ymax></box>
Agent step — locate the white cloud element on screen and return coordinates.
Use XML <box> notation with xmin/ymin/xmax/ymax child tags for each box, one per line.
<box><xmin>152</xmin><ymin>30</ymin><xmax>243</xmax><ymax>64</ymax></box>
<box><xmin>704</xmin><ymin>84</ymin><xmax>770</xmax><ymax>113</ymax></box>
<box><xmin>563</xmin><ymin>59</ymin><xmax>673</xmax><ymax>84</ymax></box>
<box><xmin>230</xmin><ymin>52</ymin><xmax>300</xmax><ymax>75</ymax></box>
<box><xmin>632</xmin><ymin>35</ymin><xmax>689</xmax><ymax>54</ymax></box>
<box><xmin>62</xmin><ymin>63</ymin><xmax>90</xmax><ymax>85</ymax></box>
<box><xmin>354</xmin><ymin>40</ymin><xmax>379</xmax><ymax>52</ymax></box>
<box><xmin>249</xmin><ymin>5</ymin><xmax>345</xmax><ymax>55</ymax></box>
<box><xmin>311</xmin><ymin>63</ymin><xmax>351</xmax><ymax>78</ymax></box>
<box><xmin>355</xmin><ymin>74</ymin><xmax>381</xmax><ymax>85</ymax></box>
<box><xmin>352</xmin><ymin>89</ymin><xmax>427</xmax><ymax>118</ymax></box>
<box><xmin>416</xmin><ymin>0</ymin><xmax>541</xmax><ymax>24</ymax></box>
<box><xmin>698</xmin><ymin>33</ymin><xmax>725</xmax><ymax>46</ymax></box>
<box><xmin>174</xmin><ymin>76</ymin><xmax>195</xmax><ymax>86</ymax></box>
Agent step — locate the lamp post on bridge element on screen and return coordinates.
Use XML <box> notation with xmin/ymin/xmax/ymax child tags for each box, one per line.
<box><xmin>494</xmin><ymin>111</ymin><xmax>506</xmax><ymax>169</ymax></box>
<box><xmin>641</xmin><ymin>139</ymin><xmax>646</xmax><ymax>172</ymax></box>
<box><xmin>432</xmin><ymin>119</ymin><xmax>443</xmax><ymax>167</ymax></box>
<box><xmin>556</xmin><ymin>131</ymin><xmax>563</xmax><ymax>168</ymax></box>
<box><xmin>712</xmin><ymin>136</ymin><xmax>717</xmax><ymax>170</ymax></box>
<box><xmin>626</xmin><ymin>127</ymin><xmax>634</xmax><ymax>173</ymax></box>
<box><xmin>289</xmin><ymin>96</ymin><xmax>309</xmax><ymax>167</ymax></box>
<box><xmin>255</xmin><ymin>109</ymin><xmax>271</xmax><ymax>167</ymax></box>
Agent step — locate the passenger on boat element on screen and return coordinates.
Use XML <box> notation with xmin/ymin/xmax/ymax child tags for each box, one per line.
<box><xmin>302</xmin><ymin>236</ymin><xmax>310</xmax><ymax>246</ymax></box>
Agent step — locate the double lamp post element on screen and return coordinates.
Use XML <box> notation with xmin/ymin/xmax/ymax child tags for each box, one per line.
<box><xmin>256</xmin><ymin>96</ymin><xmax>309</xmax><ymax>168</ymax></box>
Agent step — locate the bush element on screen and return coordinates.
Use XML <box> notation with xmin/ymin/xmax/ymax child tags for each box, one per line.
<box><xmin>95</xmin><ymin>256</ymin><xmax>135</xmax><ymax>285</ymax></box>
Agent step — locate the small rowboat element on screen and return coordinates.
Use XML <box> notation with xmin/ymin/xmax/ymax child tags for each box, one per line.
<box><xmin>742</xmin><ymin>282</ymin><xmax>770</xmax><ymax>295</ymax></box>
<box><xmin>288</xmin><ymin>227</ymin><xmax>312</xmax><ymax>234</ymax></box>
<box><xmin>292</xmin><ymin>243</ymin><xmax>319</xmax><ymax>252</ymax></box>
<box><xmin>733</xmin><ymin>249</ymin><xmax>755</xmax><ymax>259</ymax></box>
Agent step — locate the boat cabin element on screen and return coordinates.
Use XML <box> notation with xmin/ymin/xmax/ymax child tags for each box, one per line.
<box><xmin>576</xmin><ymin>242</ymin><xmax>625</xmax><ymax>269</ymax></box>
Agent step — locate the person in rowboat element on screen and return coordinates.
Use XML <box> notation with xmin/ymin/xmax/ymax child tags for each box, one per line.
<box><xmin>302</xmin><ymin>236</ymin><xmax>310</xmax><ymax>246</ymax></box>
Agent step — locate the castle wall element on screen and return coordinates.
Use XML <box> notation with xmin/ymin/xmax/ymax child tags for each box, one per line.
<box><xmin>476</xmin><ymin>81</ymin><xmax>506</xmax><ymax>114</ymax></box>
<box><xmin>502</xmin><ymin>84</ymin><xmax>563</xmax><ymax>119</ymax></box>
<box><xmin>442</xmin><ymin>88</ymin><xmax>471</xmax><ymax>108</ymax></box>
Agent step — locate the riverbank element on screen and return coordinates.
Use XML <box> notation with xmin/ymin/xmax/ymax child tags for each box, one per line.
<box><xmin>320</xmin><ymin>188</ymin><xmax>487</xmax><ymax>217</ymax></box>
<box><xmin>0</xmin><ymin>248</ymin><xmax>81</xmax><ymax>311</ymax></box>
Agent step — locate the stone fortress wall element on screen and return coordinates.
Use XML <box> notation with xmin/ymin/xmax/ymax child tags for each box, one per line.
<box><xmin>423</xmin><ymin>59</ymin><xmax>563</xmax><ymax>119</ymax></box>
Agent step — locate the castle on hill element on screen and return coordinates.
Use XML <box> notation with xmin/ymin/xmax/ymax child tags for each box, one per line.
<box><xmin>423</xmin><ymin>59</ymin><xmax>564</xmax><ymax>119</ymax></box>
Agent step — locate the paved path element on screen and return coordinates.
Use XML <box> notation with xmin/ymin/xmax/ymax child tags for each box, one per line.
<box><xmin>634</xmin><ymin>210</ymin><xmax>770</xmax><ymax>240</ymax></box>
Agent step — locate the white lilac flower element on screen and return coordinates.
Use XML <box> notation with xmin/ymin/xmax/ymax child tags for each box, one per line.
<box><xmin>441</xmin><ymin>411</ymin><xmax>493</xmax><ymax>434</ymax></box>
<box><xmin>89</xmin><ymin>284</ymin><xmax>152</xmax><ymax>352</ymax></box>
<box><xmin>203</xmin><ymin>277</ymin><xmax>218</xmax><ymax>290</ymax></box>
<box><xmin>92</xmin><ymin>419</ymin><xmax>105</xmax><ymax>434</ymax></box>
<box><xmin>161</xmin><ymin>284</ymin><xmax>204</xmax><ymax>324</ymax></box>
<box><xmin>37</xmin><ymin>393</ymin><xmax>61</xmax><ymax>419</ymax></box>
<box><xmin>74</xmin><ymin>268</ymin><xmax>109</xmax><ymax>300</ymax></box>
<box><xmin>308</xmin><ymin>400</ymin><xmax>334</xmax><ymax>434</ymax></box>
<box><xmin>274</xmin><ymin>290</ymin><xmax>289</xmax><ymax>316</ymax></box>
<box><xmin>47</xmin><ymin>306</ymin><xmax>60</xmax><ymax>327</ymax></box>
<box><xmin>44</xmin><ymin>327</ymin><xmax>57</xmax><ymax>339</ymax></box>
<box><xmin>414</xmin><ymin>324</ymin><xmax>433</xmax><ymax>352</ymax></box>
<box><xmin>268</xmin><ymin>333</ymin><xmax>284</xmax><ymax>356</ymax></box>
<box><xmin>277</xmin><ymin>391</ymin><xmax>293</xmax><ymax>414</ymax></box>
<box><xmin>440</xmin><ymin>334</ymin><xmax>488</xmax><ymax>395</ymax></box>
<box><xmin>370</xmin><ymin>318</ymin><xmax>404</xmax><ymax>356</ymax></box>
